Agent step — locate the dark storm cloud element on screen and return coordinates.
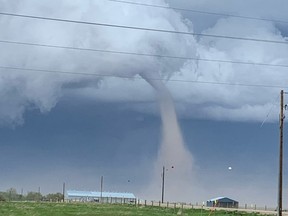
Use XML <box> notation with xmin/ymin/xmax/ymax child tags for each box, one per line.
<box><xmin>0</xmin><ymin>0</ymin><xmax>288</xmax><ymax>124</ymax></box>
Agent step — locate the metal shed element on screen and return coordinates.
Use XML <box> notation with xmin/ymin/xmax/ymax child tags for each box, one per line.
<box><xmin>206</xmin><ymin>197</ymin><xmax>238</xmax><ymax>208</ymax></box>
<box><xmin>66</xmin><ymin>190</ymin><xmax>136</xmax><ymax>203</ymax></box>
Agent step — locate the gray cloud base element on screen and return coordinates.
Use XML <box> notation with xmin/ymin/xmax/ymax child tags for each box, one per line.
<box><xmin>0</xmin><ymin>0</ymin><xmax>287</xmax><ymax>125</ymax></box>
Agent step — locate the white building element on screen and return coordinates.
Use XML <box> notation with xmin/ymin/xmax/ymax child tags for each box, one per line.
<box><xmin>66</xmin><ymin>190</ymin><xmax>136</xmax><ymax>203</ymax></box>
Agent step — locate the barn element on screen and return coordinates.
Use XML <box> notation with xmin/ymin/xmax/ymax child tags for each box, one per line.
<box><xmin>66</xmin><ymin>190</ymin><xmax>136</xmax><ymax>203</ymax></box>
<box><xmin>206</xmin><ymin>197</ymin><xmax>239</xmax><ymax>208</ymax></box>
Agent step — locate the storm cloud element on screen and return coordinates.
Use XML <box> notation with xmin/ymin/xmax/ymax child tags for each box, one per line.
<box><xmin>0</xmin><ymin>0</ymin><xmax>288</xmax><ymax>125</ymax></box>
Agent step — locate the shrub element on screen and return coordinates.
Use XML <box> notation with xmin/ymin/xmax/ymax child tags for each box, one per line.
<box><xmin>0</xmin><ymin>195</ymin><xmax>6</xmax><ymax>201</ymax></box>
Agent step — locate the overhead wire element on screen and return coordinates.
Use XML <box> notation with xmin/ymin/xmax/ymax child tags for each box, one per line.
<box><xmin>0</xmin><ymin>12</ymin><xmax>288</xmax><ymax>45</ymax></box>
<box><xmin>260</xmin><ymin>95</ymin><xmax>280</xmax><ymax>127</ymax></box>
<box><xmin>0</xmin><ymin>65</ymin><xmax>287</xmax><ymax>89</ymax></box>
<box><xmin>0</xmin><ymin>4</ymin><xmax>287</xmax><ymax>89</ymax></box>
<box><xmin>1</xmin><ymin>39</ymin><xmax>288</xmax><ymax>69</ymax></box>
<box><xmin>107</xmin><ymin>0</ymin><xmax>288</xmax><ymax>25</ymax></box>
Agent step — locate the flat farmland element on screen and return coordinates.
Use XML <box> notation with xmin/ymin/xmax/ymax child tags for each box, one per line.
<box><xmin>0</xmin><ymin>202</ymin><xmax>273</xmax><ymax>216</ymax></box>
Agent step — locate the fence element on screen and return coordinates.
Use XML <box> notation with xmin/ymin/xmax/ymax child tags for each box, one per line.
<box><xmin>66</xmin><ymin>198</ymin><xmax>278</xmax><ymax>215</ymax></box>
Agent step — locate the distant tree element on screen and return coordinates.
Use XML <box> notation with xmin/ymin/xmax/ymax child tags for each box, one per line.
<box><xmin>6</xmin><ymin>188</ymin><xmax>19</xmax><ymax>201</ymax></box>
<box><xmin>0</xmin><ymin>188</ymin><xmax>22</xmax><ymax>201</ymax></box>
<box><xmin>0</xmin><ymin>192</ymin><xmax>8</xmax><ymax>201</ymax></box>
<box><xmin>0</xmin><ymin>194</ymin><xmax>6</xmax><ymax>201</ymax></box>
<box><xmin>26</xmin><ymin>192</ymin><xmax>42</xmax><ymax>201</ymax></box>
<box><xmin>45</xmin><ymin>193</ymin><xmax>64</xmax><ymax>202</ymax></box>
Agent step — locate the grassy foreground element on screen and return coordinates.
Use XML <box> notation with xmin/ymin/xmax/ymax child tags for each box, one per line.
<box><xmin>0</xmin><ymin>202</ymin><xmax>270</xmax><ymax>216</ymax></box>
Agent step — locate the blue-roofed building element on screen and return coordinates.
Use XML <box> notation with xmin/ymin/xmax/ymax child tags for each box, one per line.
<box><xmin>207</xmin><ymin>197</ymin><xmax>238</xmax><ymax>208</ymax></box>
<box><xmin>66</xmin><ymin>190</ymin><xmax>136</xmax><ymax>203</ymax></box>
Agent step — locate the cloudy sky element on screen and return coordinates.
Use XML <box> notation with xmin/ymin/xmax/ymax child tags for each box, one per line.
<box><xmin>1</xmin><ymin>0</ymin><xmax>288</xmax><ymax>207</ymax></box>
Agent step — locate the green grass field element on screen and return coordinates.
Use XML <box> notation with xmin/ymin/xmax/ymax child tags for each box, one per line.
<box><xmin>0</xmin><ymin>202</ymin><xmax>270</xmax><ymax>216</ymax></box>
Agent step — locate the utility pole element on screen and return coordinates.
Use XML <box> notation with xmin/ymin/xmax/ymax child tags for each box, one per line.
<box><xmin>21</xmin><ymin>188</ymin><xmax>23</xmax><ymax>201</ymax></box>
<box><xmin>100</xmin><ymin>176</ymin><xmax>103</xmax><ymax>203</ymax></box>
<box><xmin>161</xmin><ymin>166</ymin><xmax>165</xmax><ymax>203</ymax></box>
<box><xmin>38</xmin><ymin>187</ymin><xmax>41</xmax><ymax>202</ymax></box>
<box><xmin>62</xmin><ymin>182</ymin><xmax>66</xmax><ymax>202</ymax></box>
<box><xmin>278</xmin><ymin>90</ymin><xmax>284</xmax><ymax>216</ymax></box>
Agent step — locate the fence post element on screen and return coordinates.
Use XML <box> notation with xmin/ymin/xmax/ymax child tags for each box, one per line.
<box><xmin>145</xmin><ymin>200</ymin><xmax>147</xmax><ymax>206</ymax></box>
<box><xmin>167</xmin><ymin>202</ymin><xmax>169</xmax><ymax>208</ymax></box>
<box><xmin>174</xmin><ymin>203</ymin><xmax>176</xmax><ymax>209</ymax></box>
<box><xmin>254</xmin><ymin>204</ymin><xmax>256</xmax><ymax>210</ymax></box>
<box><xmin>159</xmin><ymin>201</ymin><xmax>161</xmax><ymax>207</ymax></box>
<box><xmin>201</xmin><ymin>204</ymin><xmax>203</xmax><ymax>216</ymax></box>
<box><xmin>245</xmin><ymin>204</ymin><xmax>247</xmax><ymax>209</ymax></box>
<box><xmin>152</xmin><ymin>201</ymin><xmax>154</xmax><ymax>206</ymax></box>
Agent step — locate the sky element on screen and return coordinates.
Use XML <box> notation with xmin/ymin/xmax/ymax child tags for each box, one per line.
<box><xmin>0</xmin><ymin>0</ymin><xmax>288</xmax><ymax>207</ymax></box>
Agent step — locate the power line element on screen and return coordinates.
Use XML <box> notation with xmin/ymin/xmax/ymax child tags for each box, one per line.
<box><xmin>260</xmin><ymin>95</ymin><xmax>279</xmax><ymax>127</ymax></box>
<box><xmin>0</xmin><ymin>12</ymin><xmax>288</xmax><ymax>45</ymax></box>
<box><xmin>1</xmin><ymin>39</ymin><xmax>288</xmax><ymax>69</ymax></box>
<box><xmin>0</xmin><ymin>65</ymin><xmax>286</xmax><ymax>89</ymax></box>
<box><xmin>107</xmin><ymin>0</ymin><xmax>288</xmax><ymax>25</ymax></box>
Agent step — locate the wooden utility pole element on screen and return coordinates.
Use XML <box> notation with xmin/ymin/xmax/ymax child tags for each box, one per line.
<box><xmin>161</xmin><ymin>166</ymin><xmax>165</xmax><ymax>203</ymax></box>
<box><xmin>62</xmin><ymin>182</ymin><xmax>65</xmax><ymax>202</ymax></box>
<box><xmin>278</xmin><ymin>90</ymin><xmax>284</xmax><ymax>216</ymax></box>
<box><xmin>100</xmin><ymin>176</ymin><xmax>103</xmax><ymax>203</ymax></box>
<box><xmin>38</xmin><ymin>187</ymin><xmax>41</xmax><ymax>202</ymax></box>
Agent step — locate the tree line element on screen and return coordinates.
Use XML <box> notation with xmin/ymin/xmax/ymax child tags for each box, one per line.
<box><xmin>0</xmin><ymin>188</ymin><xmax>64</xmax><ymax>202</ymax></box>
